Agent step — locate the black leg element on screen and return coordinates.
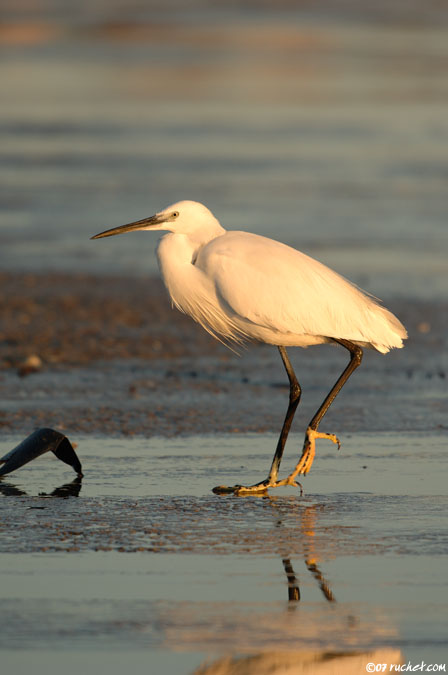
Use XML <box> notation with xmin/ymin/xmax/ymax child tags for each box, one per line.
<box><xmin>308</xmin><ymin>339</ymin><xmax>363</xmax><ymax>432</ymax></box>
<box><xmin>267</xmin><ymin>346</ymin><xmax>302</xmax><ymax>482</ymax></box>
<box><xmin>287</xmin><ymin>339</ymin><xmax>363</xmax><ymax>479</ymax></box>
<box><xmin>212</xmin><ymin>345</ymin><xmax>302</xmax><ymax>494</ymax></box>
<box><xmin>212</xmin><ymin>340</ymin><xmax>362</xmax><ymax>494</ymax></box>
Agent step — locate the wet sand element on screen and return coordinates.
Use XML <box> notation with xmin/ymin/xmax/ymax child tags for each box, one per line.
<box><xmin>0</xmin><ymin>272</ymin><xmax>446</xmax><ymax>437</ymax></box>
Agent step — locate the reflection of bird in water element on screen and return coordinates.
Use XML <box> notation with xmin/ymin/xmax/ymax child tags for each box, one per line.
<box><xmin>282</xmin><ymin>549</ymin><xmax>335</xmax><ymax>605</ymax></box>
<box><xmin>0</xmin><ymin>477</ymin><xmax>82</xmax><ymax>499</ymax></box>
<box><xmin>194</xmin><ymin>504</ymin><xmax>400</xmax><ymax>673</ymax></box>
<box><xmin>92</xmin><ymin>200</ymin><xmax>407</xmax><ymax>492</ymax></box>
<box><xmin>0</xmin><ymin>481</ymin><xmax>28</xmax><ymax>497</ymax></box>
<box><xmin>159</xmin><ymin>544</ymin><xmax>403</xmax><ymax>675</ymax></box>
<box><xmin>40</xmin><ymin>476</ymin><xmax>83</xmax><ymax>498</ymax></box>
<box><xmin>282</xmin><ymin>557</ymin><xmax>301</xmax><ymax>602</ymax></box>
<box><xmin>160</xmin><ymin>502</ymin><xmax>402</xmax><ymax>674</ymax></box>
<box><xmin>280</xmin><ymin>504</ymin><xmax>335</xmax><ymax>604</ymax></box>
<box><xmin>192</xmin><ymin>649</ymin><xmax>403</xmax><ymax>675</ymax></box>
<box><xmin>299</xmin><ymin>504</ymin><xmax>336</xmax><ymax>603</ymax></box>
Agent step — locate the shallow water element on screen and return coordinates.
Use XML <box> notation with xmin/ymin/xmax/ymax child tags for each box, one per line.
<box><xmin>0</xmin><ymin>433</ymin><xmax>447</xmax><ymax>672</ymax></box>
<box><xmin>1</xmin><ymin>2</ymin><xmax>448</xmax><ymax>300</ymax></box>
<box><xmin>0</xmin><ymin>431</ymin><xmax>446</xmax><ymax>500</ymax></box>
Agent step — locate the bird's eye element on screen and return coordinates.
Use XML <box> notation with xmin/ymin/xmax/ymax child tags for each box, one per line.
<box><xmin>172</xmin><ymin>211</ymin><xmax>179</xmax><ymax>219</ymax></box>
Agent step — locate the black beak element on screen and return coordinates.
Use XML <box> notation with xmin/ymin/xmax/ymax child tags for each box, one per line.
<box><xmin>91</xmin><ymin>213</ymin><xmax>165</xmax><ymax>240</ymax></box>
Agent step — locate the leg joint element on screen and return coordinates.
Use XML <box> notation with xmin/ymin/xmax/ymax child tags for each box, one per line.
<box><xmin>351</xmin><ymin>345</ymin><xmax>363</xmax><ymax>366</ymax></box>
<box><xmin>336</xmin><ymin>339</ymin><xmax>363</xmax><ymax>366</ymax></box>
<box><xmin>290</xmin><ymin>380</ymin><xmax>301</xmax><ymax>403</ymax></box>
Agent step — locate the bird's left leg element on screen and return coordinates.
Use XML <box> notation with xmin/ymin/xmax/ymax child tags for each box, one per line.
<box><xmin>213</xmin><ymin>346</ymin><xmax>302</xmax><ymax>495</ymax></box>
<box><xmin>266</xmin><ymin>346</ymin><xmax>302</xmax><ymax>483</ymax></box>
<box><xmin>284</xmin><ymin>339</ymin><xmax>363</xmax><ymax>481</ymax></box>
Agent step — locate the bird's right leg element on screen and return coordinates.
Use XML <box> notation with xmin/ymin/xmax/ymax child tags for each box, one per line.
<box><xmin>213</xmin><ymin>346</ymin><xmax>302</xmax><ymax>495</ymax></box>
<box><xmin>265</xmin><ymin>346</ymin><xmax>302</xmax><ymax>483</ymax></box>
<box><xmin>284</xmin><ymin>340</ymin><xmax>363</xmax><ymax>481</ymax></box>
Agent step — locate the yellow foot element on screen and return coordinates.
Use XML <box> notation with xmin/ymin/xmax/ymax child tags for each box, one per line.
<box><xmin>212</xmin><ymin>480</ymin><xmax>270</xmax><ymax>496</ymax></box>
<box><xmin>212</xmin><ymin>427</ymin><xmax>340</xmax><ymax>495</ymax></box>
<box><xmin>212</xmin><ymin>476</ymin><xmax>303</xmax><ymax>496</ymax></box>
<box><xmin>287</xmin><ymin>427</ymin><xmax>341</xmax><ymax>479</ymax></box>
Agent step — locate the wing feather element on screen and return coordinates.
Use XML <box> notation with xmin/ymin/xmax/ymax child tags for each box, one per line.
<box><xmin>197</xmin><ymin>231</ymin><xmax>406</xmax><ymax>351</ymax></box>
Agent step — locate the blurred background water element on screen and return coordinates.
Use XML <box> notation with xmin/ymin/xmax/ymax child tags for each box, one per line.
<box><xmin>1</xmin><ymin>0</ymin><xmax>447</xmax><ymax>299</ymax></box>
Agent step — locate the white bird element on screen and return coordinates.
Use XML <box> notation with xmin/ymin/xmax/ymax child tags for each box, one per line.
<box><xmin>92</xmin><ymin>200</ymin><xmax>407</xmax><ymax>494</ymax></box>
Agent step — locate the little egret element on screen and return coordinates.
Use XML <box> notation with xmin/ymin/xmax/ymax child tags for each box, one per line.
<box><xmin>92</xmin><ymin>200</ymin><xmax>407</xmax><ymax>494</ymax></box>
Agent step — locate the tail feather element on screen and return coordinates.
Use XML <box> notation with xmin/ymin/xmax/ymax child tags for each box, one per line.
<box><xmin>369</xmin><ymin>304</ymin><xmax>407</xmax><ymax>353</ymax></box>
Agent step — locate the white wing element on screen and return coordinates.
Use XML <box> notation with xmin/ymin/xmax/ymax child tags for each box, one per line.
<box><xmin>197</xmin><ymin>231</ymin><xmax>406</xmax><ymax>352</ymax></box>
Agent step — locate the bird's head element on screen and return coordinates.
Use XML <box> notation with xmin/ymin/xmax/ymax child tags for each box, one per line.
<box><xmin>91</xmin><ymin>200</ymin><xmax>223</xmax><ymax>241</ymax></box>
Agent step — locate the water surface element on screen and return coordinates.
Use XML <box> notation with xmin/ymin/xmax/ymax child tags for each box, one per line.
<box><xmin>0</xmin><ymin>433</ymin><xmax>447</xmax><ymax>672</ymax></box>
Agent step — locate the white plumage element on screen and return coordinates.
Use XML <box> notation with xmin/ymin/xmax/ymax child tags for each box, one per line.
<box><xmin>168</xmin><ymin>227</ymin><xmax>405</xmax><ymax>352</ymax></box>
<box><xmin>92</xmin><ymin>199</ymin><xmax>407</xmax><ymax>493</ymax></box>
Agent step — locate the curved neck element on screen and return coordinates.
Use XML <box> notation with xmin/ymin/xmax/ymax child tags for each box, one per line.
<box><xmin>157</xmin><ymin>232</ymin><xmax>198</xmax><ymax>271</ymax></box>
<box><xmin>155</xmin><ymin>232</ymin><xmax>215</xmax><ymax>322</ymax></box>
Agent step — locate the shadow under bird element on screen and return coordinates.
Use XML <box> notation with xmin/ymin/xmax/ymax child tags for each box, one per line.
<box><xmin>92</xmin><ymin>200</ymin><xmax>407</xmax><ymax>494</ymax></box>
